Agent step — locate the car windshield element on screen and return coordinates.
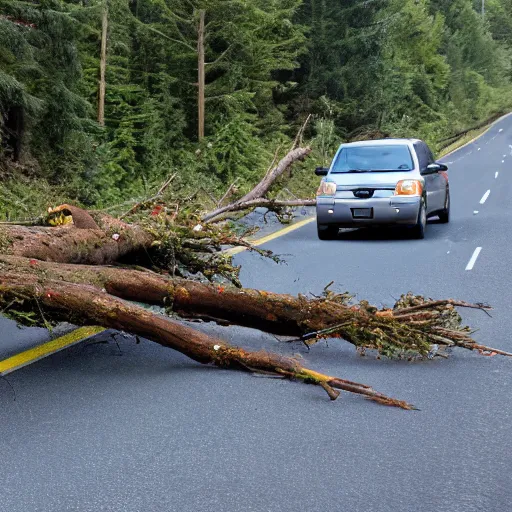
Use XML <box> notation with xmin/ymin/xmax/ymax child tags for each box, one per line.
<box><xmin>331</xmin><ymin>144</ymin><xmax>413</xmax><ymax>173</ymax></box>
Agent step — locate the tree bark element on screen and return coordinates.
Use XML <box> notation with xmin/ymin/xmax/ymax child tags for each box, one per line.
<box><xmin>0</xmin><ymin>272</ymin><xmax>414</xmax><ymax>408</ymax></box>
<box><xmin>98</xmin><ymin>0</ymin><xmax>108</xmax><ymax>126</ymax></box>
<box><xmin>197</xmin><ymin>9</ymin><xmax>206</xmax><ymax>141</ymax></box>
<box><xmin>0</xmin><ymin>212</ymin><xmax>153</xmax><ymax>264</ymax></box>
<box><xmin>0</xmin><ymin>255</ymin><xmax>502</xmax><ymax>358</ymax></box>
<box><xmin>0</xmin><ymin>255</ymin><xmax>353</xmax><ymax>335</ymax></box>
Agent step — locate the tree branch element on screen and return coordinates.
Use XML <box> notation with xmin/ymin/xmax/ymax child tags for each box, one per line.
<box><xmin>0</xmin><ymin>274</ymin><xmax>414</xmax><ymax>408</ymax></box>
<box><xmin>201</xmin><ymin>146</ymin><xmax>312</xmax><ymax>223</ymax></box>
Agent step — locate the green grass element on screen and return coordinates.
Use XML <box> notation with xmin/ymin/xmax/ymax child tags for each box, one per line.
<box><xmin>0</xmin><ymin>175</ymin><xmax>73</xmax><ymax>222</ymax></box>
<box><xmin>438</xmin><ymin>124</ymin><xmax>494</xmax><ymax>158</ymax></box>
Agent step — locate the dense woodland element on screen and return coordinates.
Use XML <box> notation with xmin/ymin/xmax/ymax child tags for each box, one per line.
<box><xmin>2</xmin><ymin>0</ymin><xmax>512</xmax><ymax>218</ymax></box>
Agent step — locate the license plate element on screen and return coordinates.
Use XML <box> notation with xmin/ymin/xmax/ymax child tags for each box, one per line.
<box><xmin>352</xmin><ymin>208</ymin><xmax>373</xmax><ymax>218</ymax></box>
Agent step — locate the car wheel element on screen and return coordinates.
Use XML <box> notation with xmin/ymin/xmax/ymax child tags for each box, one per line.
<box><xmin>438</xmin><ymin>190</ymin><xmax>450</xmax><ymax>223</ymax></box>
<box><xmin>317</xmin><ymin>223</ymin><xmax>338</xmax><ymax>240</ymax></box>
<box><xmin>411</xmin><ymin>199</ymin><xmax>426</xmax><ymax>239</ymax></box>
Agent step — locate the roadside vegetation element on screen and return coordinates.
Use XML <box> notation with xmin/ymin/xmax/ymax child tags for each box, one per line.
<box><xmin>2</xmin><ymin>0</ymin><xmax>512</xmax><ymax>220</ymax></box>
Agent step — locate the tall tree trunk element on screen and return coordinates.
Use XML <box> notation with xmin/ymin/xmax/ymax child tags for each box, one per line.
<box><xmin>197</xmin><ymin>9</ymin><xmax>206</xmax><ymax>140</ymax></box>
<box><xmin>98</xmin><ymin>0</ymin><xmax>108</xmax><ymax>126</ymax></box>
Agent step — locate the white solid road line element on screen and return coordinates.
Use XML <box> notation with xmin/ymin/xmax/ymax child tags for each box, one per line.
<box><xmin>480</xmin><ymin>190</ymin><xmax>491</xmax><ymax>204</ymax></box>
<box><xmin>466</xmin><ymin>247</ymin><xmax>482</xmax><ymax>271</ymax></box>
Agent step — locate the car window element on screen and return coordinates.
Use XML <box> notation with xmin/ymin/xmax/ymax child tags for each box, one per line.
<box><xmin>331</xmin><ymin>145</ymin><xmax>413</xmax><ymax>173</ymax></box>
<box><xmin>425</xmin><ymin>144</ymin><xmax>435</xmax><ymax>164</ymax></box>
<box><xmin>414</xmin><ymin>142</ymin><xmax>428</xmax><ymax>171</ymax></box>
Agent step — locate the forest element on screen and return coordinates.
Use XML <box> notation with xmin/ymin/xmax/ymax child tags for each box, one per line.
<box><xmin>2</xmin><ymin>0</ymin><xmax>512</xmax><ymax>219</ymax></box>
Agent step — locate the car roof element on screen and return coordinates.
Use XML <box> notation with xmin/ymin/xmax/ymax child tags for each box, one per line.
<box><xmin>339</xmin><ymin>138</ymin><xmax>421</xmax><ymax>148</ymax></box>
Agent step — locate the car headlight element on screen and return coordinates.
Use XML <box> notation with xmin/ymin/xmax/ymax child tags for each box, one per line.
<box><xmin>316</xmin><ymin>181</ymin><xmax>337</xmax><ymax>196</ymax></box>
<box><xmin>395</xmin><ymin>179</ymin><xmax>423</xmax><ymax>196</ymax></box>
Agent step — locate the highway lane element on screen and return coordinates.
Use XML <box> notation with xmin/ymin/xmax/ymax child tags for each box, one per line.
<box><xmin>1</xmin><ymin>116</ymin><xmax>512</xmax><ymax>512</ymax></box>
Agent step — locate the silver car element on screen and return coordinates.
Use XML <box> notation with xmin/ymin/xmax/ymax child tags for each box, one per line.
<box><xmin>315</xmin><ymin>138</ymin><xmax>450</xmax><ymax>239</ymax></box>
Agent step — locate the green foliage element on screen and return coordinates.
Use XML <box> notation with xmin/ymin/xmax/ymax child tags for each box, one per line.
<box><xmin>0</xmin><ymin>174</ymin><xmax>74</xmax><ymax>221</ymax></box>
<box><xmin>292</xmin><ymin>0</ymin><xmax>512</xmax><ymax>152</ymax></box>
<box><xmin>2</xmin><ymin>0</ymin><xmax>512</xmax><ymax>216</ymax></box>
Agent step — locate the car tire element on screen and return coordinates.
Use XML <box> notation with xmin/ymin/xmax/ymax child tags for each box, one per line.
<box><xmin>317</xmin><ymin>223</ymin><xmax>338</xmax><ymax>240</ymax></box>
<box><xmin>438</xmin><ymin>190</ymin><xmax>450</xmax><ymax>223</ymax></box>
<box><xmin>411</xmin><ymin>199</ymin><xmax>426</xmax><ymax>239</ymax></box>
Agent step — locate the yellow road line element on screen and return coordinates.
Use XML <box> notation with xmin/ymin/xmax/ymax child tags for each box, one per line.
<box><xmin>0</xmin><ymin>326</ymin><xmax>105</xmax><ymax>376</ymax></box>
<box><xmin>224</xmin><ymin>216</ymin><xmax>315</xmax><ymax>256</ymax></box>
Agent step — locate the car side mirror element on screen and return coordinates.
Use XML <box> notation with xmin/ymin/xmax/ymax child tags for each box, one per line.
<box><xmin>424</xmin><ymin>163</ymin><xmax>447</xmax><ymax>175</ymax></box>
<box><xmin>315</xmin><ymin>167</ymin><xmax>329</xmax><ymax>176</ymax></box>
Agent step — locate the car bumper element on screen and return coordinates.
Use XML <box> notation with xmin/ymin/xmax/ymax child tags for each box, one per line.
<box><xmin>316</xmin><ymin>196</ymin><xmax>421</xmax><ymax>227</ymax></box>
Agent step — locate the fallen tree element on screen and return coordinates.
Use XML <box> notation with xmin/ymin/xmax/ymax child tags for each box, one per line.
<box><xmin>0</xmin><ymin>207</ymin><xmax>153</xmax><ymax>265</ymax></box>
<box><xmin>0</xmin><ymin>273</ymin><xmax>415</xmax><ymax>408</ymax></box>
<box><xmin>0</xmin><ymin>200</ymin><xmax>503</xmax><ymax>409</ymax></box>
<box><xmin>0</xmin><ymin>208</ymin><xmax>418</xmax><ymax>407</ymax></box>
<box><xmin>0</xmin><ymin>255</ymin><xmax>505</xmax><ymax>358</ymax></box>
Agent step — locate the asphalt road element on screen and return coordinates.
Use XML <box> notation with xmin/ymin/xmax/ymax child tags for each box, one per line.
<box><xmin>0</xmin><ymin>317</ymin><xmax>52</xmax><ymax>360</ymax></box>
<box><xmin>1</xmin><ymin>116</ymin><xmax>512</xmax><ymax>512</ymax></box>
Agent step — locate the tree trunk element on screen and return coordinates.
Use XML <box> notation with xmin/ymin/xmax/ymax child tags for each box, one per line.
<box><xmin>0</xmin><ymin>255</ymin><xmax>355</xmax><ymax>335</ymax></box>
<box><xmin>0</xmin><ymin>255</ymin><xmax>502</xmax><ymax>358</ymax></box>
<box><xmin>0</xmin><ymin>272</ymin><xmax>414</xmax><ymax>408</ymax></box>
<box><xmin>0</xmin><ymin>210</ymin><xmax>153</xmax><ymax>264</ymax></box>
<box><xmin>197</xmin><ymin>9</ymin><xmax>206</xmax><ymax>141</ymax></box>
<box><xmin>98</xmin><ymin>0</ymin><xmax>108</xmax><ymax>126</ymax></box>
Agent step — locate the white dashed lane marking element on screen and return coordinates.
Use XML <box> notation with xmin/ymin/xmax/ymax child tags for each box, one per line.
<box><xmin>496</xmin><ymin>172</ymin><xmax>499</xmax><ymax>179</ymax></box>
<box><xmin>480</xmin><ymin>190</ymin><xmax>491</xmax><ymax>204</ymax></box>
<box><xmin>466</xmin><ymin>247</ymin><xmax>482</xmax><ymax>271</ymax></box>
